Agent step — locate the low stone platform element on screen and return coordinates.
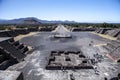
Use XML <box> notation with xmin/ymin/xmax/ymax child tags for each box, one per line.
<box><xmin>46</xmin><ymin>51</ymin><xmax>93</xmax><ymax>70</ymax></box>
<box><xmin>53</xmin><ymin>34</ymin><xmax>72</xmax><ymax>38</ymax></box>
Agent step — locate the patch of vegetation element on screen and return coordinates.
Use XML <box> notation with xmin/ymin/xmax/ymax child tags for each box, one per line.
<box><xmin>0</xmin><ymin>23</ymin><xmax>120</xmax><ymax>30</ymax></box>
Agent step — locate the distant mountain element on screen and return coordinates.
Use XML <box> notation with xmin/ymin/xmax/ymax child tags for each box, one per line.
<box><xmin>0</xmin><ymin>17</ymin><xmax>41</xmax><ymax>24</ymax></box>
<box><xmin>23</xmin><ymin>18</ymin><xmax>41</xmax><ymax>24</ymax></box>
<box><xmin>0</xmin><ymin>17</ymin><xmax>78</xmax><ymax>24</ymax></box>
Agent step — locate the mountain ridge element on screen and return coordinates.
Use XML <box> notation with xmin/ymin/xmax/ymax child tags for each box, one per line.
<box><xmin>0</xmin><ymin>17</ymin><xmax>78</xmax><ymax>24</ymax></box>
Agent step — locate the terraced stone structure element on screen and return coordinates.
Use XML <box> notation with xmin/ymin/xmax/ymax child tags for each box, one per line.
<box><xmin>46</xmin><ymin>51</ymin><xmax>93</xmax><ymax>70</ymax></box>
<box><xmin>95</xmin><ymin>28</ymin><xmax>111</xmax><ymax>34</ymax></box>
<box><xmin>104</xmin><ymin>40</ymin><xmax>120</xmax><ymax>62</ymax></box>
<box><xmin>0</xmin><ymin>37</ymin><xmax>29</xmax><ymax>70</ymax></box>
<box><xmin>105</xmin><ymin>29</ymin><xmax>120</xmax><ymax>37</ymax></box>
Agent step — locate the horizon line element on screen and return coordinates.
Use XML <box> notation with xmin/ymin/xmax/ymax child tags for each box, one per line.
<box><xmin>0</xmin><ymin>17</ymin><xmax>120</xmax><ymax>24</ymax></box>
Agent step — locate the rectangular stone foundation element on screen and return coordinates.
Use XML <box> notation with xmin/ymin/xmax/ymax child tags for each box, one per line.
<box><xmin>46</xmin><ymin>51</ymin><xmax>93</xmax><ymax>70</ymax></box>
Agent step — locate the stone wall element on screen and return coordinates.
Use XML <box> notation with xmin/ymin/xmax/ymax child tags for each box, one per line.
<box><xmin>0</xmin><ymin>31</ymin><xmax>9</xmax><ymax>37</ymax></box>
<box><xmin>0</xmin><ymin>27</ymin><xmax>56</xmax><ymax>37</ymax></box>
<box><xmin>72</xmin><ymin>28</ymin><xmax>95</xmax><ymax>32</ymax></box>
<box><xmin>39</xmin><ymin>27</ymin><xmax>53</xmax><ymax>31</ymax></box>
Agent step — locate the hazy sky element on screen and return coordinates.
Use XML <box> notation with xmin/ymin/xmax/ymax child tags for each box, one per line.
<box><xmin>0</xmin><ymin>0</ymin><xmax>120</xmax><ymax>23</ymax></box>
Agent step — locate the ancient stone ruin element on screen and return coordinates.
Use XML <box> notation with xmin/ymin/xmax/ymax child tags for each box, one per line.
<box><xmin>52</xmin><ymin>25</ymin><xmax>72</xmax><ymax>38</ymax></box>
<box><xmin>0</xmin><ymin>37</ymin><xmax>29</xmax><ymax>70</ymax></box>
<box><xmin>46</xmin><ymin>51</ymin><xmax>93</xmax><ymax>70</ymax></box>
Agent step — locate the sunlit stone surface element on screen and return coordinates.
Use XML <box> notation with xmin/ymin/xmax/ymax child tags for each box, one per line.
<box><xmin>0</xmin><ymin>70</ymin><xmax>23</xmax><ymax>80</ymax></box>
<box><xmin>7</xmin><ymin>31</ymin><xmax>120</xmax><ymax>80</ymax></box>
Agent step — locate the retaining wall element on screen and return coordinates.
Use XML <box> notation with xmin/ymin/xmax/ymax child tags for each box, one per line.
<box><xmin>0</xmin><ymin>27</ymin><xmax>55</xmax><ymax>37</ymax></box>
<box><xmin>72</xmin><ymin>28</ymin><xmax>96</xmax><ymax>32</ymax></box>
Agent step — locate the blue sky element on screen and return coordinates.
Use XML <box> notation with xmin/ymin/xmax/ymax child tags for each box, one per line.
<box><xmin>0</xmin><ymin>0</ymin><xmax>120</xmax><ymax>23</ymax></box>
